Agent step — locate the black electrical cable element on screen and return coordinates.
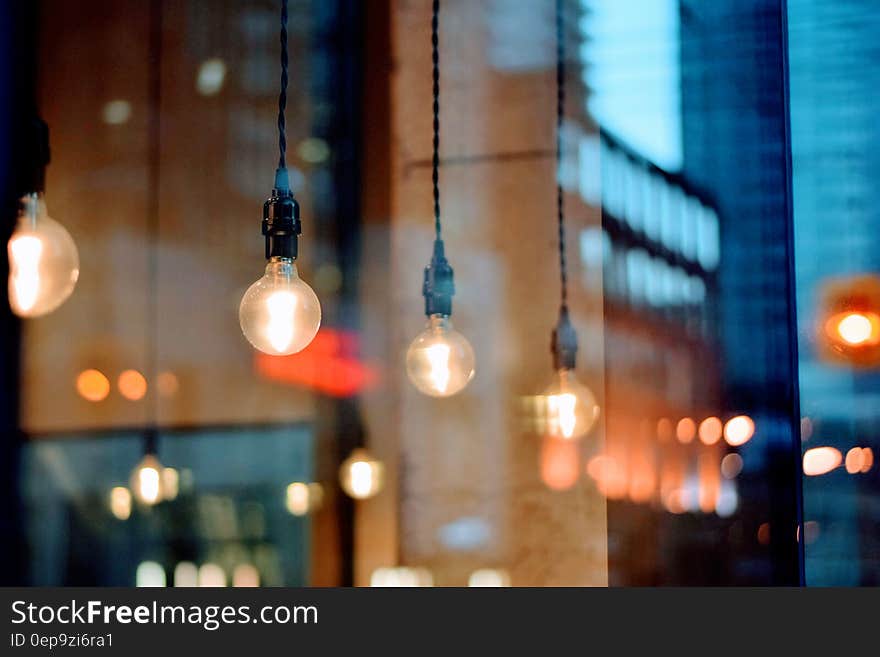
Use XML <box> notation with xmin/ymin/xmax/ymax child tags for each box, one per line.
<box><xmin>145</xmin><ymin>0</ymin><xmax>163</xmax><ymax>456</ymax></box>
<box><xmin>555</xmin><ymin>0</ymin><xmax>567</xmax><ymax>312</ymax></box>
<box><xmin>278</xmin><ymin>0</ymin><xmax>288</xmax><ymax>171</ymax></box>
<box><xmin>431</xmin><ymin>0</ymin><xmax>441</xmax><ymax>240</ymax></box>
<box><xmin>550</xmin><ymin>0</ymin><xmax>577</xmax><ymax>371</ymax></box>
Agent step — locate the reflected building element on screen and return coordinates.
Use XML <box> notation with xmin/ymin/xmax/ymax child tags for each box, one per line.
<box><xmin>787</xmin><ymin>0</ymin><xmax>880</xmax><ymax>585</ymax></box>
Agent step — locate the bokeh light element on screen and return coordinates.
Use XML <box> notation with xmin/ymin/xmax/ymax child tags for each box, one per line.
<box><xmin>540</xmin><ymin>436</ymin><xmax>580</xmax><ymax>491</ymax></box>
<box><xmin>76</xmin><ymin>369</ymin><xmax>110</xmax><ymax>402</ymax></box>
<box><xmin>108</xmin><ymin>486</ymin><xmax>131</xmax><ymax>520</ymax></box>
<box><xmin>803</xmin><ymin>446</ymin><xmax>842</xmax><ymax>476</ymax></box>
<box><xmin>676</xmin><ymin>417</ymin><xmax>696</xmax><ymax>443</ymax></box>
<box><xmin>698</xmin><ymin>417</ymin><xmax>722</xmax><ymax>445</ymax></box>
<box><xmin>198</xmin><ymin>563</ymin><xmax>226</xmax><ymax>587</ymax></box>
<box><xmin>721</xmin><ymin>453</ymin><xmax>743</xmax><ymax>479</ymax></box>
<box><xmin>468</xmin><ymin>569</ymin><xmax>511</xmax><ymax>587</ymax></box>
<box><xmin>724</xmin><ymin>415</ymin><xmax>755</xmax><ymax>446</ymax></box>
<box><xmin>232</xmin><ymin>564</ymin><xmax>260</xmax><ymax>587</ymax></box>
<box><xmin>118</xmin><ymin>369</ymin><xmax>147</xmax><ymax>401</ymax></box>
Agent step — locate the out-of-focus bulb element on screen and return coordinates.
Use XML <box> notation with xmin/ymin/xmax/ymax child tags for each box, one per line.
<box><xmin>130</xmin><ymin>454</ymin><xmax>166</xmax><ymax>506</ymax></box>
<box><xmin>239</xmin><ymin>257</ymin><xmax>321</xmax><ymax>355</ymax></box>
<box><xmin>406</xmin><ymin>314</ymin><xmax>475</xmax><ymax>397</ymax></box>
<box><xmin>541</xmin><ymin>369</ymin><xmax>599</xmax><ymax>440</ymax></box>
<box><xmin>7</xmin><ymin>194</ymin><xmax>79</xmax><ymax>317</ymax></box>
<box><xmin>339</xmin><ymin>448</ymin><xmax>384</xmax><ymax>500</ymax></box>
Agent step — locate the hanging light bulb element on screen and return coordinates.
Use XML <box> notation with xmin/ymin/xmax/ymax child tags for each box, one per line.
<box><xmin>240</xmin><ymin>253</ymin><xmax>320</xmax><ymax>355</ymax></box>
<box><xmin>406</xmin><ymin>1</ymin><xmax>475</xmax><ymax>397</ymax></box>
<box><xmin>406</xmin><ymin>310</ymin><xmax>474</xmax><ymax>397</ymax></box>
<box><xmin>130</xmin><ymin>453</ymin><xmax>165</xmax><ymax>506</ymax></box>
<box><xmin>7</xmin><ymin>117</ymin><xmax>79</xmax><ymax>317</ymax></box>
<box><xmin>8</xmin><ymin>194</ymin><xmax>79</xmax><ymax>316</ymax></box>
<box><xmin>239</xmin><ymin>0</ymin><xmax>320</xmax><ymax>355</ymax></box>
<box><xmin>339</xmin><ymin>448</ymin><xmax>384</xmax><ymax>500</ymax></box>
<box><xmin>542</xmin><ymin>366</ymin><xmax>599</xmax><ymax>440</ymax></box>
<box><xmin>534</xmin><ymin>0</ymin><xmax>599</xmax><ymax>441</ymax></box>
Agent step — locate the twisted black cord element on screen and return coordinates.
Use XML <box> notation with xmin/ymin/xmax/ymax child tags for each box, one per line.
<box><xmin>555</xmin><ymin>0</ymin><xmax>568</xmax><ymax>311</ymax></box>
<box><xmin>432</xmin><ymin>0</ymin><xmax>441</xmax><ymax>240</ymax></box>
<box><xmin>278</xmin><ymin>0</ymin><xmax>288</xmax><ymax>170</ymax></box>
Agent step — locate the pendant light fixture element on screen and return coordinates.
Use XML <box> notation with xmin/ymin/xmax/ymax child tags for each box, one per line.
<box><xmin>7</xmin><ymin>118</ymin><xmax>79</xmax><ymax>317</ymax></box>
<box><xmin>130</xmin><ymin>0</ymin><xmax>168</xmax><ymax>507</ymax></box>
<box><xmin>540</xmin><ymin>0</ymin><xmax>598</xmax><ymax>440</ymax></box>
<box><xmin>405</xmin><ymin>0</ymin><xmax>475</xmax><ymax>398</ymax></box>
<box><xmin>239</xmin><ymin>0</ymin><xmax>321</xmax><ymax>355</ymax></box>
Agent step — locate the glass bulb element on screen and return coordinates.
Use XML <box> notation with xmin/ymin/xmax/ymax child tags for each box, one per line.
<box><xmin>541</xmin><ymin>369</ymin><xmax>599</xmax><ymax>440</ymax></box>
<box><xmin>339</xmin><ymin>448</ymin><xmax>384</xmax><ymax>500</ymax></box>
<box><xmin>405</xmin><ymin>314</ymin><xmax>475</xmax><ymax>397</ymax></box>
<box><xmin>239</xmin><ymin>258</ymin><xmax>321</xmax><ymax>355</ymax></box>
<box><xmin>7</xmin><ymin>193</ymin><xmax>79</xmax><ymax>317</ymax></box>
<box><xmin>130</xmin><ymin>454</ymin><xmax>166</xmax><ymax>506</ymax></box>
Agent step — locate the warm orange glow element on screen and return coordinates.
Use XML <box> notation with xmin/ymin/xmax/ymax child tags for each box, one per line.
<box><xmin>862</xmin><ymin>447</ymin><xmax>874</xmax><ymax>472</ymax></box>
<box><xmin>541</xmin><ymin>437</ymin><xmax>580</xmax><ymax>491</ymax></box>
<box><xmin>698</xmin><ymin>417</ymin><xmax>722</xmax><ymax>445</ymax></box>
<box><xmin>76</xmin><ymin>369</ymin><xmax>110</xmax><ymax>402</ymax></box>
<box><xmin>663</xmin><ymin>488</ymin><xmax>688</xmax><ymax>514</ymax></box>
<box><xmin>587</xmin><ymin>454</ymin><xmax>627</xmax><ymax>499</ymax></box>
<box><xmin>676</xmin><ymin>418</ymin><xmax>696</xmax><ymax>443</ymax></box>
<box><xmin>826</xmin><ymin>311</ymin><xmax>880</xmax><ymax>347</ymax></box>
<box><xmin>255</xmin><ymin>329</ymin><xmax>379</xmax><ymax>397</ymax></box>
<box><xmin>656</xmin><ymin>418</ymin><xmax>673</xmax><ymax>442</ymax></box>
<box><xmin>698</xmin><ymin>452</ymin><xmax>721</xmax><ymax>513</ymax></box>
<box><xmin>157</xmin><ymin>371</ymin><xmax>179</xmax><ymax>397</ymax></box>
<box><xmin>627</xmin><ymin>450</ymin><xmax>656</xmax><ymax>504</ymax></box>
<box><xmin>757</xmin><ymin>522</ymin><xmax>771</xmax><ymax>546</ymax></box>
<box><xmin>724</xmin><ymin>415</ymin><xmax>755</xmax><ymax>446</ymax></box>
<box><xmin>721</xmin><ymin>453</ymin><xmax>743</xmax><ymax>479</ymax></box>
<box><xmin>803</xmin><ymin>446</ymin><xmax>843</xmax><ymax>476</ymax></box>
<box><xmin>845</xmin><ymin>447</ymin><xmax>864</xmax><ymax>474</ymax></box>
<box><xmin>118</xmin><ymin>369</ymin><xmax>147</xmax><ymax>401</ymax></box>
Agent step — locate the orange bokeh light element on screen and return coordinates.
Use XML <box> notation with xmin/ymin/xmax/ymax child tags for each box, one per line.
<box><xmin>76</xmin><ymin>369</ymin><xmax>110</xmax><ymax>402</ymax></box>
<box><xmin>803</xmin><ymin>446</ymin><xmax>842</xmax><ymax>476</ymax></box>
<box><xmin>825</xmin><ymin>311</ymin><xmax>880</xmax><ymax>347</ymax></box>
<box><xmin>698</xmin><ymin>417</ymin><xmax>722</xmax><ymax>445</ymax></box>
<box><xmin>676</xmin><ymin>418</ymin><xmax>696</xmax><ymax>444</ymax></box>
<box><xmin>845</xmin><ymin>447</ymin><xmax>864</xmax><ymax>474</ymax></box>
<box><xmin>724</xmin><ymin>415</ymin><xmax>755</xmax><ymax>446</ymax></box>
<box><xmin>861</xmin><ymin>447</ymin><xmax>874</xmax><ymax>472</ymax></box>
<box><xmin>118</xmin><ymin>369</ymin><xmax>147</xmax><ymax>401</ymax></box>
<box><xmin>657</xmin><ymin>418</ymin><xmax>673</xmax><ymax>442</ymax></box>
<box><xmin>540</xmin><ymin>436</ymin><xmax>580</xmax><ymax>491</ymax></box>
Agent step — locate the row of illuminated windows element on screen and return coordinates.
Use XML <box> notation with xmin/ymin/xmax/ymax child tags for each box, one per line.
<box><xmin>580</xmin><ymin>227</ymin><xmax>708</xmax><ymax>310</ymax></box>
<box><xmin>565</xmin><ymin>131</ymin><xmax>721</xmax><ymax>272</ymax></box>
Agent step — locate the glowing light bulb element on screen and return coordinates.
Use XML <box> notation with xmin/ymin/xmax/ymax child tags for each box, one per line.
<box><xmin>541</xmin><ymin>369</ymin><xmax>599</xmax><ymax>440</ymax></box>
<box><xmin>130</xmin><ymin>454</ymin><xmax>166</xmax><ymax>506</ymax></box>
<box><xmin>239</xmin><ymin>257</ymin><xmax>321</xmax><ymax>355</ymax></box>
<box><xmin>406</xmin><ymin>314</ymin><xmax>475</xmax><ymax>397</ymax></box>
<box><xmin>7</xmin><ymin>194</ymin><xmax>79</xmax><ymax>317</ymax></box>
<box><xmin>339</xmin><ymin>448</ymin><xmax>384</xmax><ymax>500</ymax></box>
<box><xmin>836</xmin><ymin>312</ymin><xmax>877</xmax><ymax>345</ymax></box>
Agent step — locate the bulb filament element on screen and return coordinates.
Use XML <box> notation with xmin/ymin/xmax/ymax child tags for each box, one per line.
<box><xmin>266</xmin><ymin>290</ymin><xmax>298</xmax><ymax>353</ymax></box>
<box><xmin>548</xmin><ymin>392</ymin><xmax>578</xmax><ymax>439</ymax></box>
<box><xmin>138</xmin><ymin>466</ymin><xmax>161</xmax><ymax>504</ymax></box>
<box><xmin>426</xmin><ymin>343</ymin><xmax>451</xmax><ymax>393</ymax></box>
<box><xmin>350</xmin><ymin>461</ymin><xmax>374</xmax><ymax>498</ymax></box>
<box><xmin>9</xmin><ymin>235</ymin><xmax>43</xmax><ymax>313</ymax></box>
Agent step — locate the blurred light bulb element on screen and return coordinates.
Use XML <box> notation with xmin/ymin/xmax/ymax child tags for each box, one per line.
<box><xmin>405</xmin><ymin>314</ymin><xmax>474</xmax><ymax>397</ymax></box>
<box><xmin>541</xmin><ymin>369</ymin><xmax>599</xmax><ymax>440</ymax></box>
<box><xmin>130</xmin><ymin>454</ymin><xmax>166</xmax><ymax>506</ymax></box>
<box><xmin>7</xmin><ymin>194</ymin><xmax>79</xmax><ymax>317</ymax></box>
<box><xmin>239</xmin><ymin>258</ymin><xmax>321</xmax><ymax>355</ymax></box>
<box><xmin>339</xmin><ymin>448</ymin><xmax>384</xmax><ymax>500</ymax></box>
